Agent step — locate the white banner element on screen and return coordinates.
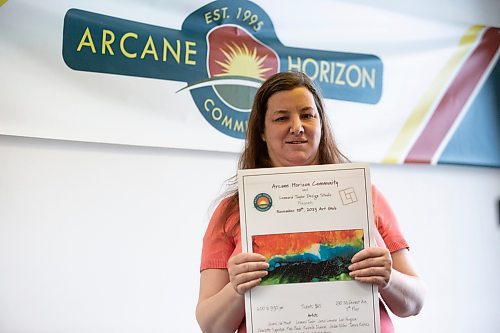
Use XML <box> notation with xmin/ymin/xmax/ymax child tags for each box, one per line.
<box><xmin>1</xmin><ymin>0</ymin><xmax>498</xmax><ymax>166</ymax></box>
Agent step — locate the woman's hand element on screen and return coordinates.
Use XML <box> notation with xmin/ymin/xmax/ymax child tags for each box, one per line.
<box><xmin>227</xmin><ymin>253</ymin><xmax>269</xmax><ymax>295</ymax></box>
<box><xmin>348</xmin><ymin>247</ymin><xmax>392</xmax><ymax>289</ymax></box>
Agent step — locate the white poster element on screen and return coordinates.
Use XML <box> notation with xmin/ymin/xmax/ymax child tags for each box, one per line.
<box><xmin>238</xmin><ymin>163</ymin><xmax>379</xmax><ymax>333</ymax></box>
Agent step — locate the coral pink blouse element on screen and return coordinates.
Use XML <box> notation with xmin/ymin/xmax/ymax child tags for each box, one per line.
<box><xmin>201</xmin><ymin>186</ymin><xmax>409</xmax><ymax>333</ymax></box>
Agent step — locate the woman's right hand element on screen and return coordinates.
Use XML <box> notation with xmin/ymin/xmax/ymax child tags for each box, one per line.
<box><xmin>227</xmin><ymin>253</ymin><xmax>269</xmax><ymax>295</ymax></box>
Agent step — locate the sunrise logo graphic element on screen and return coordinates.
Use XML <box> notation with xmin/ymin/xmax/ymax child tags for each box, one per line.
<box><xmin>203</xmin><ymin>25</ymin><xmax>279</xmax><ymax>111</ymax></box>
<box><xmin>253</xmin><ymin>193</ymin><xmax>272</xmax><ymax>212</ymax></box>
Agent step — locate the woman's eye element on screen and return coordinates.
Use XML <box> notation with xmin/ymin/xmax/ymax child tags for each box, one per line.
<box><xmin>274</xmin><ymin>116</ymin><xmax>287</xmax><ymax>122</ymax></box>
<box><xmin>302</xmin><ymin>113</ymin><xmax>314</xmax><ymax>119</ymax></box>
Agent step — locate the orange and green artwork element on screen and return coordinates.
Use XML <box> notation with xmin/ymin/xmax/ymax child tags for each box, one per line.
<box><xmin>252</xmin><ymin>229</ymin><xmax>364</xmax><ymax>285</ymax></box>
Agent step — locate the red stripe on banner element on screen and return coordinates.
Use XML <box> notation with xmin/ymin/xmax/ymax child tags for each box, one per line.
<box><xmin>404</xmin><ymin>27</ymin><xmax>500</xmax><ymax>164</ymax></box>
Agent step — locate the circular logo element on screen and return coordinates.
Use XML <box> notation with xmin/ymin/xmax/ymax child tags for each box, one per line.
<box><xmin>207</xmin><ymin>25</ymin><xmax>279</xmax><ymax>111</ymax></box>
<box><xmin>253</xmin><ymin>193</ymin><xmax>272</xmax><ymax>212</ymax></box>
<box><xmin>183</xmin><ymin>1</ymin><xmax>280</xmax><ymax>139</ymax></box>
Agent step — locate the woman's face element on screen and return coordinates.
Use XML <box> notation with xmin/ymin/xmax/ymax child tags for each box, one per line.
<box><xmin>262</xmin><ymin>87</ymin><xmax>322</xmax><ymax>167</ymax></box>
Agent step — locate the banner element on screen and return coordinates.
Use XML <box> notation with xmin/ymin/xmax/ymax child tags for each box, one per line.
<box><xmin>1</xmin><ymin>0</ymin><xmax>498</xmax><ymax>167</ymax></box>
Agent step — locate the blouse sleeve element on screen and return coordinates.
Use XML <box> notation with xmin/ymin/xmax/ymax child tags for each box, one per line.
<box><xmin>372</xmin><ymin>186</ymin><xmax>409</xmax><ymax>253</ymax></box>
<box><xmin>200</xmin><ymin>198</ymin><xmax>238</xmax><ymax>272</ymax></box>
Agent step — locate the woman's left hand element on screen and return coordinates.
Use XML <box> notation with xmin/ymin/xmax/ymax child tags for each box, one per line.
<box><xmin>348</xmin><ymin>247</ymin><xmax>392</xmax><ymax>289</ymax></box>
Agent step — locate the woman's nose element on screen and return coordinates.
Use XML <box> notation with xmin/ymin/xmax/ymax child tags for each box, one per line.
<box><xmin>290</xmin><ymin>116</ymin><xmax>304</xmax><ymax>135</ymax></box>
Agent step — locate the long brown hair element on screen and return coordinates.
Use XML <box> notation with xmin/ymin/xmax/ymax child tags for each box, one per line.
<box><xmin>218</xmin><ymin>71</ymin><xmax>348</xmax><ymax>235</ymax></box>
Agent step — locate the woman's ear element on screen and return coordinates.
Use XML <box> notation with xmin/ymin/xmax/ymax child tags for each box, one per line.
<box><xmin>261</xmin><ymin>133</ymin><xmax>266</xmax><ymax>142</ymax></box>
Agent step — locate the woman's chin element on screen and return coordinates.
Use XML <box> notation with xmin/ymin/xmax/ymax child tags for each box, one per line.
<box><xmin>274</xmin><ymin>155</ymin><xmax>318</xmax><ymax>167</ymax></box>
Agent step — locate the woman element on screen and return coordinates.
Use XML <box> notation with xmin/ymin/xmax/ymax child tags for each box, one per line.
<box><xmin>196</xmin><ymin>72</ymin><xmax>425</xmax><ymax>333</ymax></box>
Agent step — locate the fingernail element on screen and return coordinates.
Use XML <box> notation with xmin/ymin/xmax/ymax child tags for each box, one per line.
<box><xmin>348</xmin><ymin>265</ymin><xmax>353</xmax><ymax>270</ymax></box>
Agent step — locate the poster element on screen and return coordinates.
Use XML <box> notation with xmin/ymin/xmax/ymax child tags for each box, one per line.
<box><xmin>238</xmin><ymin>163</ymin><xmax>380</xmax><ymax>333</ymax></box>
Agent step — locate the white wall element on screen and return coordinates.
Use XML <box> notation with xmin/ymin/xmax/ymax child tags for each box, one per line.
<box><xmin>1</xmin><ymin>134</ymin><xmax>499</xmax><ymax>332</ymax></box>
<box><xmin>372</xmin><ymin>163</ymin><xmax>500</xmax><ymax>332</ymax></box>
<box><xmin>0</xmin><ymin>134</ymin><xmax>236</xmax><ymax>332</ymax></box>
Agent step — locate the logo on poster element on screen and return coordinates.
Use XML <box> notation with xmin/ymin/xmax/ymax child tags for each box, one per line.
<box><xmin>254</xmin><ymin>193</ymin><xmax>272</xmax><ymax>212</ymax></box>
<box><xmin>63</xmin><ymin>0</ymin><xmax>383</xmax><ymax>139</ymax></box>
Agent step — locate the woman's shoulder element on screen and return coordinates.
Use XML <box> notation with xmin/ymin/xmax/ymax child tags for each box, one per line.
<box><xmin>371</xmin><ymin>184</ymin><xmax>389</xmax><ymax>212</ymax></box>
<box><xmin>209</xmin><ymin>194</ymin><xmax>240</xmax><ymax>233</ymax></box>
<box><xmin>213</xmin><ymin>194</ymin><xmax>239</xmax><ymax>215</ymax></box>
